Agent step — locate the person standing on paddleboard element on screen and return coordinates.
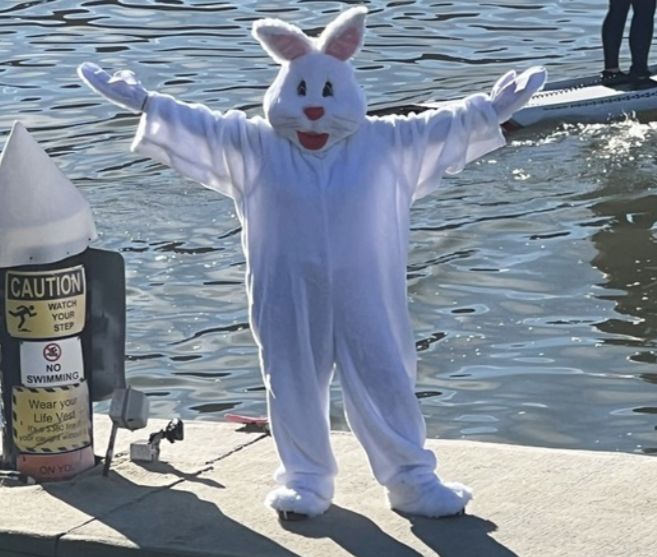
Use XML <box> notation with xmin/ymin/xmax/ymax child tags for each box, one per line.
<box><xmin>601</xmin><ymin>0</ymin><xmax>656</xmax><ymax>85</ymax></box>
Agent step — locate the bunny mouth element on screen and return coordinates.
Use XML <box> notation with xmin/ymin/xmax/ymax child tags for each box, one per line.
<box><xmin>297</xmin><ymin>131</ymin><xmax>329</xmax><ymax>150</ymax></box>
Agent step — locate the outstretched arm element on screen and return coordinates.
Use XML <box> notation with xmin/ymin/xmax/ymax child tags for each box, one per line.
<box><xmin>382</xmin><ymin>66</ymin><xmax>546</xmax><ymax>201</ymax></box>
<box><xmin>78</xmin><ymin>63</ymin><xmax>264</xmax><ymax>201</ymax></box>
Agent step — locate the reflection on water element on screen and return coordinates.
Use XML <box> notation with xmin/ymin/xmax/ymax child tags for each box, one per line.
<box><xmin>408</xmin><ymin>120</ymin><xmax>657</xmax><ymax>454</ymax></box>
<box><xmin>1</xmin><ymin>0</ymin><xmax>656</xmax><ymax>454</ymax></box>
<box><xmin>590</xmin><ymin>150</ymin><xmax>657</xmax><ymax>453</ymax></box>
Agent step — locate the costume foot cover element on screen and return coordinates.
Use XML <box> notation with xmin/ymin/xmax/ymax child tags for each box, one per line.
<box><xmin>387</xmin><ymin>479</ymin><xmax>472</xmax><ymax>518</ymax></box>
<box><xmin>265</xmin><ymin>486</ymin><xmax>331</xmax><ymax>518</ymax></box>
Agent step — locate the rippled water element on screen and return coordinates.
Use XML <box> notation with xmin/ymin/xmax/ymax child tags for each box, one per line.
<box><xmin>2</xmin><ymin>0</ymin><xmax>656</xmax><ymax>455</ymax></box>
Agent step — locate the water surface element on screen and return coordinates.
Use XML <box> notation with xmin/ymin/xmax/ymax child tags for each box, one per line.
<box><xmin>2</xmin><ymin>0</ymin><xmax>656</xmax><ymax>455</ymax></box>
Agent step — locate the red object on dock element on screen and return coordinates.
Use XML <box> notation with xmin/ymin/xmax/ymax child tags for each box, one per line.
<box><xmin>225</xmin><ymin>414</ymin><xmax>269</xmax><ymax>428</ymax></box>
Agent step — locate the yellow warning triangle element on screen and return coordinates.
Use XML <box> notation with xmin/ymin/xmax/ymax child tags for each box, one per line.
<box><xmin>0</xmin><ymin>122</ymin><xmax>97</xmax><ymax>267</ymax></box>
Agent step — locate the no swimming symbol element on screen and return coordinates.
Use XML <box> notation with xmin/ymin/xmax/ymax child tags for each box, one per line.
<box><xmin>43</xmin><ymin>343</ymin><xmax>61</xmax><ymax>362</ymax></box>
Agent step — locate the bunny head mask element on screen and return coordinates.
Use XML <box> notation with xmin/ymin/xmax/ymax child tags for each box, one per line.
<box><xmin>252</xmin><ymin>6</ymin><xmax>368</xmax><ymax>152</ymax></box>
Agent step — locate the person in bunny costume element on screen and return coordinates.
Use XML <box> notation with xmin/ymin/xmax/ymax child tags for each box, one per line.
<box><xmin>79</xmin><ymin>6</ymin><xmax>545</xmax><ymax>519</ymax></box>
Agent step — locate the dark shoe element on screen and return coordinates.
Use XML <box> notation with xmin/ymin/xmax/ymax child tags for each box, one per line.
<box><xmin>600</xmin><ymin>69</ymin><xmax>629</xmax><ymax>85</ymax></box>
<box><xmin>629</xmin><ymin>70</ymin><xmax>655</xmax><ymax>89</ymax></box>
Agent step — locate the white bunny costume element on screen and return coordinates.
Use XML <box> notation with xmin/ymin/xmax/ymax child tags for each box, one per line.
<box><xmin>79</xmin><ymin>6</ymin><xmax>546</xmax><ymax>518</ymax></box>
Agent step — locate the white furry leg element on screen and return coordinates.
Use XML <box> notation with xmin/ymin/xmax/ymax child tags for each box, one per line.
<box><xmin>265</xmin><ymin>486</ymin><xmax>332</xmax><ymax>518</ymax></box>
<box><xmin>386</xmin><ymin>479</ymin><xmax>473</xmax><ymax>518</ymax></box>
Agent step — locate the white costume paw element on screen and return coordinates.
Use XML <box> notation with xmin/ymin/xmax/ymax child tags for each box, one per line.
<box><xmin>387</xmin><ymin>480</ymin><xmax>472</xmax><ymax>518</ymax></box>
<box><xmin>490</xmin><ymin>66</ymin><xmax>547</xmax><ymax>124</ymax></box>
<box><xmin>77</xmin><ymin>62</ymin><xmax>149</xmax><ymax>113</ymax></box>
<box><xmin>265</xmin><ymin>486</ymin><xmax>332</xmax><ymax>518</ymax></box>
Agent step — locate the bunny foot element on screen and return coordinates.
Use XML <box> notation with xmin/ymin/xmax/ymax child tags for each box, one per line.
<box><xmin>387</xmin><ymin>479</ymin><xmax>472</xmax><ymax>518</ymax></box>
<box><xmin>265</xmin><ymin>486</ymin><xmax>331</xmax><ymax>519</ymax></box>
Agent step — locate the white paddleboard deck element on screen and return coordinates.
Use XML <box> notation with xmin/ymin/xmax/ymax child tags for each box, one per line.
<box><xmin>419</xmin><ymin>65</ymin><xmax>657</xmax><ymax>129</ymax></box>
<box><xmin>508</xmin><ymin>72</ymin><xmax>657</xmax><ymax>128</ymax></box>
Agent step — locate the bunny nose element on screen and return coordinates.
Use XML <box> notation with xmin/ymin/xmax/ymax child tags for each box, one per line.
<box><xmin>304</xmin><ymin>106</ymin><xmax>325</xmax><ymax>121</ymax></box>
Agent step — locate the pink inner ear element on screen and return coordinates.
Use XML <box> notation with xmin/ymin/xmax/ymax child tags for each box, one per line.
<box><xmin>270</xmin><ymin>34</ymin><xmax>311</xmax><ymax>61</ymax></box>
<box><xmin>324</xmin><ymin>27</ymin><xmax>361</xmax><ymax>60</ymax></box>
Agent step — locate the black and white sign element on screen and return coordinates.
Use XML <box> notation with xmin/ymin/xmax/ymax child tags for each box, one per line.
<box><xmin>19</xmin><ymin>337</ymin><xmax>84</xmax><ymax>387</ymax></box>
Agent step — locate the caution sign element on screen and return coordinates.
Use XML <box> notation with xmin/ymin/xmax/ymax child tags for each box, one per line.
<box><xmin>20</xmin><ymin>337</ymin><xmax>84</xmax><ymax>387</ymax></box>
<box><xmin>12</xmin><ymin>381</ymin><xmax>91</xmax><ymax>453</ymax></box>
<box><xmin>4</xmin><ymin>265</ymin><xmax>86</xmax><ymax>339</ymax></box>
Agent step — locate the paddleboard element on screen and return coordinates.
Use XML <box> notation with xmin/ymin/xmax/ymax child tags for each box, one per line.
<box><xmin>503</xmin><ymin>64</ymin><xmax>657</xmax><ymax>129</ymax></box>
<box><xmin>369</xmin><ymin>64</ymin><xmax>657</xmax><ymax>130</ymax></box>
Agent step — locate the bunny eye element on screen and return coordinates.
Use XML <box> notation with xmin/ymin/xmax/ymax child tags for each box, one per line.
<box><xmin>322</xmin><ymin>81</ymin><xmax>333</xmax><ymax>97</ymax></box>
<box><xmin>297</xmin><ymin>80</ymin><xmax>307</xmax><ymax>96</ymax></box>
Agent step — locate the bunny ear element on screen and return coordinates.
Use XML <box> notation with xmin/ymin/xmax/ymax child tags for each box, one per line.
<box><xmin>252</xmin><ymin>18</ymin><xmax>314</xmax><ymax>64</ymax></box>
<box><xmin>318</xmin><ymin>6</ymin><xmax>367</xmax><ymax>61</ymax></box>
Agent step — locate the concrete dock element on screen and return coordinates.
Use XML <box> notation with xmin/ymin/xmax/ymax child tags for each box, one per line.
<box><xmin>1</xmin><ymin>416</ymin><xmax>655</xmax><ymax>557</ymax></box>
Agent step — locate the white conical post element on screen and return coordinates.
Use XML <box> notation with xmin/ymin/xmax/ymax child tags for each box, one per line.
<box><xmin>0</xmin><ymin>121</ymin><xmax>97</xmax><ymax>267</ymax></box>
<box><xmin>0</xmin><ymin>122</ymin><xmax>98</xmax><ymax>481</ymax></box>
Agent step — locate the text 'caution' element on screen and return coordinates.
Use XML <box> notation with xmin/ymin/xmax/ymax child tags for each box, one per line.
<box><xmin>4</xmin><ymin>265</ymin><xmax>86</xmax><ymax>339</ymax></box>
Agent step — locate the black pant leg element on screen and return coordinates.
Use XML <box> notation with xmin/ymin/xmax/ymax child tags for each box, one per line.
<box><xmin>603</xmin><ymin>0</ymin><xmax>632</xmax><ymax>69</ymax></box>
<box><xmin>629</xmin><ymin>0</ymin><xmax>656</xmax><ymax>75</ymax></box>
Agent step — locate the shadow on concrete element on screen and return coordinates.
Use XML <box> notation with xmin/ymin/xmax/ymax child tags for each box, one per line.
<box><xmin>408</xmin><ymin>513</ymin><xmax>518</xmax><ymax>557</ymax></box>
<box><xmin>42</xmin><ymin>466</ymin><xmax>303</xmax><ymax>557</ymax></box>
<box><xmin>280</xmin><ymin>504</ymin><xmax>423</xmax><ymax>556</ymax></box>
<box><xmin>280</xmin><ymin>504</ymin><xmax>517</xmax><ymax>557</ymax></box>
<box><xmin>134</xmin><ymin>460</ymin><xmax>227</xmax><ymax>489</ymax></box>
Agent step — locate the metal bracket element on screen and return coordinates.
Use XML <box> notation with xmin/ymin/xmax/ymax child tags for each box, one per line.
<box><xmin>130</xmin><ymin>418</ymin><xmax>184</xmax><ymax>463</ymax></box>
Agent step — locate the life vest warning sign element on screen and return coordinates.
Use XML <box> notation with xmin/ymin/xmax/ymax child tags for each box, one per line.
<box><xmin>4</xmin><ymin>265</ymin><xmax>86</xmax><ymax>339</ymax></box>
<box><xmin>12</xmin><ymin>381</ymin><xmax>91</xmax><ymax>453</ymax></box>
